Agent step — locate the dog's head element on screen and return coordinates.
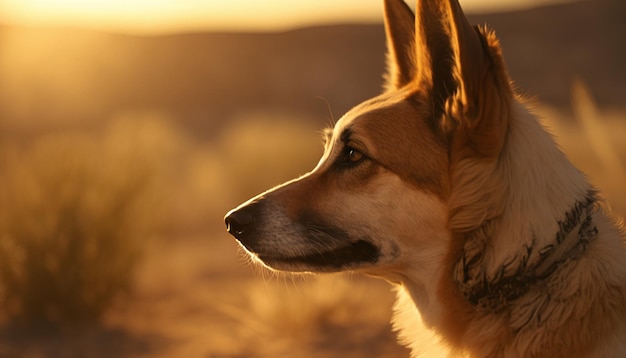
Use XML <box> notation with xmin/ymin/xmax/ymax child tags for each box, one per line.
<box><xmin>225</xmin><ymin>0</ymin><xmax>512</xmax><ymax>278</ymax></box>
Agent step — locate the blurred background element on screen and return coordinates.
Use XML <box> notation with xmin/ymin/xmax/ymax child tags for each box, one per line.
<box><xmin>0</xmin><ymin>0</ymin><xmax>624</xmax><ymax>356</ymax></box>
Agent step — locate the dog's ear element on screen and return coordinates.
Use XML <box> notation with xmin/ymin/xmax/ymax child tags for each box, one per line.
<box><xmin>383</xmin><ymin>0</ymin><xmax>416</xmax><ymax>90</ymax></box>
<box><xmin>415</xmin><ymin>0</ymin><xmax>512</xmax><ymax>157</ymax></box>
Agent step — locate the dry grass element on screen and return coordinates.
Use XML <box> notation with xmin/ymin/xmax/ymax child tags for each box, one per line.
<box><xmin>539</xmin><ymin>82</ymin><xmax>626</xmax><ymax>215</ymax></box>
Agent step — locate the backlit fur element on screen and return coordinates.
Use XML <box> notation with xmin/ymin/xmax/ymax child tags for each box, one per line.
<box><xmin>225</xmin><ymin>0</ymin><xmax>626</xmax><ymax>356</ymax></box>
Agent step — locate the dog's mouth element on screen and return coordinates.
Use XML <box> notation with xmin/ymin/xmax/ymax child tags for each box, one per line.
<box><xmin>258</xmin><ymin>239</ymin><xmax>380</xmax><ymax>272</ymax></box>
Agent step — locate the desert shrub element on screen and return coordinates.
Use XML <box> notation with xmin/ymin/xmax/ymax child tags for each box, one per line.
<box><xmin>0</xmin><ymin>117</ymin><xmax>172</xmax><ymax>325</ymax></box>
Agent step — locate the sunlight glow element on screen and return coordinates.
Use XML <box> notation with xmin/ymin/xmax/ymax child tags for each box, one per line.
<box><xmin>0</xmin><ymin>0</ymin><xmax>578</xmax><ymax>34</ymax></box>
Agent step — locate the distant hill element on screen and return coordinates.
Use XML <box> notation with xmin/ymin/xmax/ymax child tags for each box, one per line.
<box><xmin>0</xmin><ymin>0</ymin><xmax>623</xmax><ymax>137</ymax></box>
<box><xmin>473</xmin><ymin>0</ymin><xmax>625</xmax><ymax>108</ymax></box>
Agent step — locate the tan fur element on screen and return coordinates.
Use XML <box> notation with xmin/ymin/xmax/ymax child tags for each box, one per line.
<box><xmin>225</xmin><ymin>0</ymin><xmax>626</xmax><ymax>356</ymax></box>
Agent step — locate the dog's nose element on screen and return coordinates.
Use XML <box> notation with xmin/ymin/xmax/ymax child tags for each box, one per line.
<box><xmin>225</xmin><ymin>208</ymin><xmax>253</xmax><ymax>238</ymax></box>
<box><xmin>225</xmin><ymin>201</ymin><xmax>261</xmax><ymax>243</ymax></box>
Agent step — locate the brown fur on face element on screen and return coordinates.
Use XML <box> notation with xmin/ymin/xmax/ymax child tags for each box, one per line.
<box><xmin>336</xmin><ymin>89</ymin><xmax>451</xmax><ymax>199</ymax></box>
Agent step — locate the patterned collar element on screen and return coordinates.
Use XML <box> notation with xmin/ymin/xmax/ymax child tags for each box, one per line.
<box><xmin>455</xmin><ymin>192</ymin><xmax>599</xmax><ymax>311</ymax></box>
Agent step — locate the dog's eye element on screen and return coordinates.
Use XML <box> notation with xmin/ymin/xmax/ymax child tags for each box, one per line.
<box><xmin>343</xmin><ymin>147</ymin><xmax>365</xmax><ymax>164</ymax></box>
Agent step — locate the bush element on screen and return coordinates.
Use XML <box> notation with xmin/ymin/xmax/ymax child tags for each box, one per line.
<box><xmin>0</xmin><ymin>118</ymin><xmax>168</xmax><ymax>325</ymax></box>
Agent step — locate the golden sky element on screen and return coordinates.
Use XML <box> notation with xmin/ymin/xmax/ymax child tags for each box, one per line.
<box><xmin>0</xmin><ymin>0</ymin><xmax>576</xmax><ymax>34</ymax></box>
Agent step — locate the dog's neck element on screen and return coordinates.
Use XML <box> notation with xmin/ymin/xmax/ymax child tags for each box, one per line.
<box><xmin>447</xmin><ymin>102</ymin><xmax>597</xmax><ymax>305</ymax></box>
<box><xmin>456</xmin><ymin>192</ymin><xmax>599</xmax><ymax>311</ymax></box>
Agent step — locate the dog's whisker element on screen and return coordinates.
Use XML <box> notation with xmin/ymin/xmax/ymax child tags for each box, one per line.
<box><xmin>316</xmin><ymin>96</ymin><xmax>336</xmax><ymax>128</ymax></box>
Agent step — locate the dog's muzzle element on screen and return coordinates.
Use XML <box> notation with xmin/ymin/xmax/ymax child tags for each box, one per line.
<box><xmin>225</xmin><ymin>198</ymin><xmax>381</xmax><ymax>272</ymax></box>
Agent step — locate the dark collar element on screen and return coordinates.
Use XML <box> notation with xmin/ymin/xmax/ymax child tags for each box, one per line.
<box><xmin>455</xmin><ymin>192</ymin><xmax>599</xmax><ymax>311</ymax></box>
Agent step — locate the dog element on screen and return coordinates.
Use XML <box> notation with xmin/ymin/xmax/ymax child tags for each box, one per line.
<box><xmin>224</xmin><ymin>0</ymin><xmax>626</xmax><ymax>356</ymax></box>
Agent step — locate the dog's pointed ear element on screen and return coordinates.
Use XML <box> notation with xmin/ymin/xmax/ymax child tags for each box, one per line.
<box><xmin>415</xmin><ymin>0</ymin><xmax>512</xmax><ymax>157</ymax></box>
<box><xmin>383</xmin><ymin>0</ymin><xmax>416</xmax><ymax>90</ymax></box>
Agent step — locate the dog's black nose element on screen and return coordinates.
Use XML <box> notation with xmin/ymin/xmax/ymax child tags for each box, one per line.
<box><xmin>225</xmin><ymin>209</ymin><xmax>252</xmax><ymax>238</ymax></box>
<box><xmin>225</xmin><ymin>201</ymin><xmax>261</xmax><ymax>243</ymax></box>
